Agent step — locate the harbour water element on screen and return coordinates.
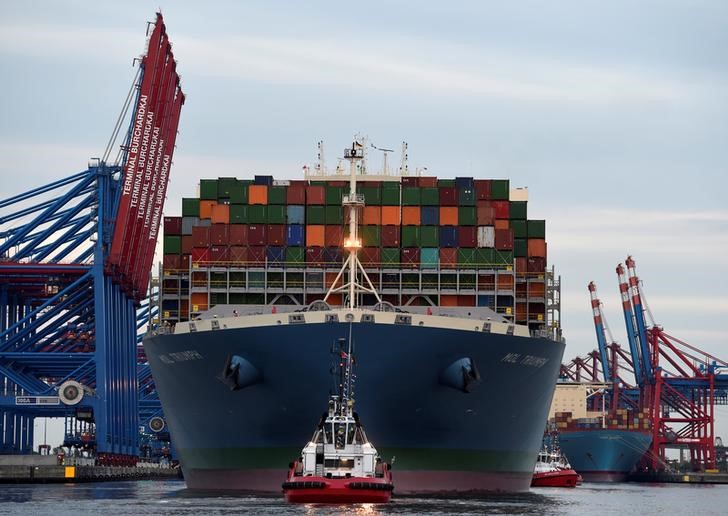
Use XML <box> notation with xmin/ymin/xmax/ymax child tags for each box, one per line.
<box><xmin>1</xmin><ymin>480</ymin><xmax>726</xmax><ymax>515</ymax></box>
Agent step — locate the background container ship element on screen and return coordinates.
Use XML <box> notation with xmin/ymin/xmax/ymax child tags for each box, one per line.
<box><xmin>145</xmin><ymin>142</ymin><xmax>565</xmax><ymax>493</ymax></box>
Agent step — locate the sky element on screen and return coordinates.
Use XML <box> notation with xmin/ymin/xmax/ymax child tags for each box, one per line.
<box><xmin>1</xmin><ymin>1</ymin><xmax>727</xmax><ymax>444</ymax></box>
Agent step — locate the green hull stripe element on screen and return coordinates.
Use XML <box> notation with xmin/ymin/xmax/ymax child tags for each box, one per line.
<box><xmin>179</xmin><ymin>447</ymin><xmax>535</xmax><ymax>473</ymax></box>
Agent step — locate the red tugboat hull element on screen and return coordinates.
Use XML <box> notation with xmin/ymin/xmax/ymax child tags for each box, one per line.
<box><xmin>283</xmin><ymin>477</ymin><xmax>393</xmax><ymax>503</ymax></box>
<box><xmin>531</xmin><ymin>469</ymin><xmax>580</xmax><ymax>488</ymax></box>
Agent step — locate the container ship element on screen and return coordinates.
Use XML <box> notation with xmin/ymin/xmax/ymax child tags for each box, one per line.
<box><xmin>548</xmin><ymin>383</ymin><xmax>651</xmax><ymax>482</ymax></box>
<box><xmin>145</xmin><ymin>140</ymin><xmax>565</xmax><ymax>493</ymax></box>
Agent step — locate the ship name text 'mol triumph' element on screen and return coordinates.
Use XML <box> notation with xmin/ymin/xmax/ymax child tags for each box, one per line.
<box><xmin>144</xmin><ymin>138</ymin><xmax>565</xmax><ymax>493</ymax></box>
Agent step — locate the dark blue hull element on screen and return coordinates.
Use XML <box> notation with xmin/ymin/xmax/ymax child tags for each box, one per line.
<box><xmin>144</xmin><ymin>316</ymin><xmax>565</xmax><ymax>493</ymax></box>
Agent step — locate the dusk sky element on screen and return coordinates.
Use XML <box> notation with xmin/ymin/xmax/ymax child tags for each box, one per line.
<box><xmin>1</xmin><ymin>1</ymin><xmax>726</xmax><ymax>442</ymax></box>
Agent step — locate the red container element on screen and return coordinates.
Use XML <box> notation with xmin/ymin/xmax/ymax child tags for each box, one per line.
<box><xmin>229</xmin><ymin>224</ymin><xmax>248</xmax><ymax>245</ymax></box>
<box><xmin>191</xmin><ymin>226</ymin><xmax>210</xmax><ymax>247</ymax></box>
<box><xmin>306</xmin><ymin>185</ymin><xmax>325</xmax><ymax>205</ymax></box>
<box><xmin>229</xmin><ymin>246</ymin><xmax>248</xmax><ymax>263</ymax></box>
<box><xmin>476</xmin><ymin>202</ymin><xmax>495</xmax><ymax>225</ymax></box>
<box><xmin>325</xmin><ymin>225</ymin><xmax>343</xmax><ymax>247</ymax></box>
<box><xmin>527</xmin><ymin>238</ymin><xmax>547</xmax><ymax>258</ymax></box>
<box><xmin>458</xmin><ymin>226</ymin><xmax>477</xmax><ymax>248</ymax></box>
<box><xmin>495</xmin><ymin>229</ymin><xmax>514</xmax><ymax>250</ymax></box>
<box><xmin>439</xmin><ymin>248</ymin><xmax>457</xmax><ymax>269</ymax></box>
<box><xmin>361</xmin><ymin>247</ymin><xmax>381</xmax><ymax>266</ymax></box>
<box><xmin>210</xmin><ymin>224</ymin><xmax>229</xmax><ymax>245</ymax></box>
<box><xmin>286</xmin><ymin>184</ymin><xmax>306</xmax><ymax>204</ymax></box>
<box><xmin>401</xmin><ymin>177</ymin><xmax>419</xmax><ymax>187</ymax></box>
<box><xmin>329</xmin><ymin>180</ymin><xmax>347</xmax><ymax>187</ymax></box>
<box><xmin>419</xmin><ymin>177</ymin><xmax>437</xmax><ymax>187</ymax></box>
<box><xmin>163</xmin><ymin>216</ymin><xmax>182</xmax><ymax>235</ymax></box>
<box><xmin>492</xmin><ymin>201</ymin><xmax>510</xmax><ymax>219</ymax></box>
<box><xmin>248</xmin><ymin>246</ymin><xmax>266</xmax><ymax>264</ymax></box>
<box><xmin>289</xmin><ymin>179</ymin><xmax>308</xmax><ymax>187</ymax></box>
<box><xmin>401</xmin><ymin>247</ymin><xmax>420</xmax><ymax>268</ymax></box>
<box><xmin>305</xmin><ymin>246</ymin><xmax>325</xmax><ymax>265</ymax></box>
<box><xmin>248</xmin><ymin>225</ymin><xmax>267</xmax><ymax>246</ymax></box>
<box><xmin>181</xmin><ymin>235</ymin><xmax>194</xmax><ymax>254</ymax></box>
<box><xmin>439</xmin><ymin>187</ymin><xmax>458</xmax><ymax>206</ymax></box>
<box><xmin>515</xmin><ymin>257</ymin><xmax>527</xmax><ymax>274</ymax></box>
<box><xmin>527</xmin><ymin>257</ymin><xmax>546</xmax><ymax>273</ymax></box>
<box><xmin>191</xmin><ymin>247</ymin><xmax>210</xmax><ymax>264</ymax></box>
<box><xmin>210</xmin><ymin>245</ymin><xmax>230</xmax><ymax>262</ymax></box>
<box><xmin>381</xmin><ymin>225</ymin><xmax>400</xmax><ymax>247</ymax></box>
<box><xmin>266</xmin><ymin>224</ymin><xmax>286</xmax><ymax>245</ymax></box>
<box><xmin>474</xmin><ymin>179</ymin><xmax>491</xmax><ymax>200</ymax></box>
<box><xmin>163</xmin><ymin>254</ymin><xmax>181</xmax><ymax>269</ymax></box>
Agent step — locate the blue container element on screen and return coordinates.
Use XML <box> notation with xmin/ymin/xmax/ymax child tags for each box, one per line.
<box><xmin>420</xmin><ymin>248</ymin><xmax>439</xmax><ymax>269</ymax></box>
<box><xmin>287</xmin><ymin>205</ymin><xmax>305</xmax><ymax>225</ymax></box>
<box><xmin>421</xmin><ymin>206</ymin><xmax>439</xmax><ymax>225</ymax></box>
<box><xmin>286</xmin><ymin>225</ymin><xmax>304</xmax><ymax>246</ymax></box>
<box><xmin>267</xmin><ymin>246</ymin><xmax>285</xmax><ymax>264</ymax></box>
<box><xmin>455</xmin><ymin>176</ymin><xmax>474</xmax><ymax>189</ymax></box>
<box><xmin>325</xmin><ymin>247</ymin><xmax>343</xmax><ymax>265</ymax></box>
<box><xmin>477</xmin><ymin>295</ymin><xmax>494</xmax><ymax>307</ymax></box>
<box><xmin>254</xmin><ymin>175</ymin><xmax>274</xmax><ymax>186</ymax></box>
<box><xmin>439</xmin><ymin>226</ymin><xmax>458</xmax><ymax>248</ymax></box>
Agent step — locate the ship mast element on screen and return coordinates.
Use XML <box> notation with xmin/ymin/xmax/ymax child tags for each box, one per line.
<box><xmin>324</xmin><ymin>139</ymin><xmax>382</xmax><ymax>309</ymax></box>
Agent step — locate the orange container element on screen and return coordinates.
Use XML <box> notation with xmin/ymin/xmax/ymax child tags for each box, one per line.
<box><xmin>528</xmin><ymin>238</ymin><xmax>547</xmax><ymax>258</ymax></box>
<box><xmin>325</xmin><ymin>272</ymin><xmax>340</xmax><ymax>289</ymax></box>
<box><xmin>190</xmin><ymin>292</ymin><xmax>208</xmax><ymax>313</ymax></box>
<box><xmin>248</xmin><ymin>185</ymin><xmax>268</xmax><ymax>205</ymax></box>
<box><xmin>306</xmin><ymin>225</ymin><xmax>325</xmax><ymax>247</ymax></box>
<box><xmin>211</xmin><ymin>204</ymin><xmax>230</xmax><ymax>224</ymax></box>
<box><xmin>199</xmin><ymin>200</ymin><xmax>216</xmax><ymax>220</ymax></box>
<box><xmin>381</xmin><ymin>206</ymin><xmax>401</xmax><ymax>225</ymax></box>
<box><xmin>440</xmin><ymin>294</ymin><xmax>459</xmax><ymax>307</ymax></box>
<box><xmin>401</xmin><ymin>206</ymin><xmax>421</xmax><ymax>225</ymax></box>
<box><xmin>457</xmin><ymin>295</ymin><xmax>475</xmax><ymax>306</ymax></box>
<box><xmin>439</xmin><ymin>207</ymin><xmax>458</xmax><ymax>226</ymax></box>
<box><xmin>363</xmin><ymin>206</ymin><xmax>381</xmax><ymax>225</ymax></box>
<box><xmin>497</xmin><ymin>273</ymin><xmax>514</xmax><ymax>289</ymax></box>
<box><xmin>326</xmin><ymin>293</ymin><xmax>343</xmax><ymax>306</ymax></box>
<box><xmin>530</xmin><ymin>281</ymin><xmax>546</xmax><ymax>297</ymax></box>
<box><xmin>494</xmin><ymin>219</ymin><xmax>509</xmax><ymax>230</ymax></box>
<box><xmin>478</xmin><ymin>274</ymin><xmax>495</xmax><ymax>290</ymax></box>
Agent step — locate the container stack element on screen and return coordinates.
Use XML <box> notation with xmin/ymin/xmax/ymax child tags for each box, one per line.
<box><xmin>553</xmin><ymin>411</ymin><xmax>651</xmax><ymax>431</ymax></box>
<box><xmin>161</xmin><ymin>175</ymin><xmax>549</xmax><ymax>328</ymax></box>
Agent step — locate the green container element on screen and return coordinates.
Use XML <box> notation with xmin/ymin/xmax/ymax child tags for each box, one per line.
<box><xmin>491</xmin><ymin>179</ymin><xmax>510</xmax><ymax>200</ymax></box>
<box><xmin>306</xmin><ymin>206</ymin><xmax>325</xmax><ymax>225</ymax></box>
<box><xmin>494</xmin><ymin>250</ymin><xmax>514</xmax><ymax>265</ymax></box>
<box><xmin>381</xmin><ymin>247</ymin><xmax>400</xmax><ymax>266</ymax></box>
<box><xmin>401</xmin><ymin>226</ymin><xmax>420</xmax><ymax>247</ymax></box>
<box><xmin>458</xmin><ymin>248</ymin><xmax>476</xmax><ymax>266</ymax></box>
<box><xmin>527</xmin><ymin>219</ymin><xmax>546</xmax><ymax>238</ymax></box>
<box><xmin>248</xmin><ymin>205</ymin><xmax>267</xmax><ymax>224</ymax></box>
<box><xmin>511</xmin><ymin>220</ymin><xmax>527</xmax><ymax>238</ymax></box>
<box><xmin>458</xmin><ymin>188</ymin><xmax>476</xmax><ymax>206</ymax></box>
<box><xmin>182</xmin><ymin>198</ymin><xmax>200</xmax><ymax>217</ymax></box>
<box><xmin>362</xmin><ymin>225</ymin><xmax>381</xmax><ymax>247</ymax></box>
<box><xmin>421</xmin><ymin>248</ymin><xmax>439</xmax><ymax>269</ymax></box>
<box><xmin>420</xmin><ymin>187</ymin><xmax>439</xmax><ymax>206</ymax></box>
<box><xmin>229</xmin><ymin>182</ymin><xmax>248</xmax><ymax>204</ymax></box>
<box><xmin>325</xmin><ymin>206</ymin><xmax>343</xmax><ymax>225</ymax></box>
<box><xmin>268</xmin><ymin>186</ymin><xmax>287</xmax><ymax>205</ymax></box>
<box><xmin>360</xmin><ymin>186</ymin><xmax>381</xmax><ymax>205</ymax></box>
<box><xmin>402</xmin><ymin>187</ymin><xmax>421</xmax><ymax>206</ymax></box>
<box><xmin>514</xmin><ymin>238</ymin><xmax>528</xmax><ymax>257</ymax></box>
<box><xmin>163</xmin><ymin>235</ymin><xmax>181</xmax><ymax>254</ymax></box>
<box><xmin>510</xmin><ymin>201</ymin><xmax>527</xmax><ymax>220</ymax></box>
<box><xmin>217</xmin><ymin>177</ymin><xmax>239</xmax><ymax>199</ymax></box>
<box><xmin>381</xmin><ymin>188</ymin><xmax>400</xmax><ymax>206</ymax></box>
<box><xmin>382</xmin><ymin>181</ymin><xmax>400</xmax><ymax>190</ymax></box>
<box><xmin>437</xmin><ymin>179</ymin><xmax>455</xmax><ymax>187</ymax></box>
<box><xmin>229</xmin><ymin>204</ymin><xmax>248</xmax><ymax>223</ymax></box>
<box><xmin>267</xmin><ymin>205</ymin><xmax>286</xmax><ymax>224</ymax></box>
<box><xmin>286</xmin><ymin>247</ymin><xmax>305</xmax><ymax>264</ymax></box>
<box><xmin>420</xmin><ymin>226</ymin><xmax>439</xmax><ymax>247</ymax></box>
<box><xmin>476</xmin><ymin>248</ymin><xmax>495</xmax><ymax>267</ymax></box>
<box><xmin>200</xmin><ymin>179</ymin><xmax>218</xmax><ymax>200</ymax></box>
<box><xmin>326</xmin><ymin>186</ymin><xmax>343</xmax><ymax>205</ymax></box>
<box><xmin>458</xmin><ymin>206</ymin><xmax>476</xmax><ymax>226</ymax></box>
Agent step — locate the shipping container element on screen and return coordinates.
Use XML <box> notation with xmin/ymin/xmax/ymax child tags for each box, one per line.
<box><xmin>419</xmin><ymin>226</ymin><xmax>438</xmax><ymax>247</ymax></box>
<box><xmin>229</xmin><ymin>182</ymin><xmax>248</xmax><ymax>204</ymax></box>
<box><xmin>326</xmin><ymin>186</ymin><xmax>343</xmax><ymax>205</ymax></box>
<box><xmin>514</xmin><ymin>238</ymin><xmax>528</xmax><ymax>258</ymax></box>
<box><xmin>182</xmin><ymin>198</ymin><xmax>200</xmax><ymax>217</ymax></box>
<box><xmin>420</xmin><ymin>247</ymin><xmax>439</xmax><ymax>269</ymax></box>
<box><xmin>494</xmin><ymin>219</ymin><xmax>510</xmax><ymax>230</ymax></box>
<box><xmin>248</xmin><ymin>185</ymin><xmax>268</xmax><ymax>205</ymax></box>
<box><xmin>248</xmin><ymin>224</ymin><xmax>267</xmax><ymax>246</ymax></box>
<box><xmin>458</xmin><ymin>248</ymin><xmax>476</xmax><ymax>267</ymax></box>
<box><xmin>420</xmin><ymin>206</ymin><xmax>439</xmax><ymax>225</ymax></box>
<box><xmin>458</xmin><ymin>226</ymin><xmax>477</xmax><ymax>247</ymax></box>
<box><xmin>286</xmin><ymin>184</ymin><xmax>305</xmax><ymax>204</ymax></box>
<box><xmin>401</xmin><ymin>247</ymin><xmax>420</xmax><ymax>268</ymax></box>
<box><xmin>181</xmin><ymin>216</ymin><xmax>198</xmax><ymax>235</ymax></box>
<box><xmin>401</xmin><ymin>177</ymin><xmax>419</xmax><ymax>187</ymax></box>
<box><xmin>362</xmin><ymin>225</ymin><xmax>381</xmax><ymax>247</ymax></box>
<box><xmin>439</xmin><ymin>206</ymin><xmax>458</xmax><ymax>226</ymax></box>
<box><xmin>380</xmin><ymin>225</ymin><xmax>400</xmax><ymax>247</ymax></box>
<box><xmin>401</xmin><ymin>206</ymin><xmax>420</xmax><ymax>225</ymax></box>
<box><xmin>267</xmin><ymin>205</ymin><xmax>286</xmax><ymax>224</ymax></box>
<box><xmin>305</xmin><ymin>247</ymin><xmax>325</xmax><ymax>266</ymax></box>
<box><xmin>458</xmin><ymin>188</ymin><xmax>476</xmax><ymax>206</ymax></box>
<box><xmin>325</xmin><ymin>225</ymin><xmax>343</xmax><ymax>247</ymax></box>
<box><xmin>191</xmin><ymin>226</ymin><xmax>210</xmax><ymax>247</ymax></box>
<box><xmin>230</xmin><ymin>205</ymin><xmax>248</xmax><ymax>224</ymax></box>
<box><xmin>419</xmin><ymin>177</ymin><xmax>437</xmax><ymax>187</ymax></box>
<box><xmin>527</xmin><ymin>238</ymin><xmax>547</xmax><ymax>258</ymax></box>
<box><xmin>163</xmin><ymin>253</ymin><xmax>181</xmax><ymax>270</ymax></box>
<box><xmin>402</xmin><ymin>187</ymin><xmax>421</xmax><ymax>205</ymax></box>
<box><xmin>248</xmin><ymin>246</ymin><xmax>266</xmax><ymax>264</ymax></box>
<box><xmin>287</xmin><ymin>205</ymin><xmax>305</xmax><ymax>225</ymax></box>
<box><xmin>306</xmin><ymin>225</ymin><xmax>325</xmax><ymax>247</ymax></box>
<box><xmin>527</xmin><ymin>219</ymin><xmax>546</xmax><ymax>238</ymax></box>
<box><xmin>181</xmin><ymin>235</ymin><xmax>193</xmax><ymax>254</ymax></box>
<box><xmin>306</xmin><ymin>185</ymin><xmax>325</xmax><ymax>205</ymax></box>
<box><xmin>191</xmin><ymin>247</ymin><xmax>210</xmax><ymax>264</ymax></box>
<box><xmin>363</xmin><ymin>206</ymin><xmax>381</xmax><ymax>225</ymax></box>
<box><xmin>200</xmin><ymin>179</ymin><xmax>218</xmax><ymax>200</ymax></box>
<box><xmin>325</xmin><ymin>205</ymin><xmax>343</xmax><ymax>225</ymax></box>
<box><xmin>476</xmin><ymin>248</ymin><xmax>494</xmax><ymax>266</ymax></box>
<box><xmin>527</xmin><ymin>256</ymin><xmax>546</xmax><ymax>274</ymax></box>
<box><xmin>474</xmin><ymin>179</ymin><xmax>491</xmax><ymax>200</ymax></box>
<box><xmin>381</xmin><ymin>187</ymin><xmax>400</xmax><ymax>206</ymax></box>
<box><xmin>267</xmin><ymin>246</ymin><xmax>285</xmax><ymax>264</ymax></box>
<box><xmin>286</xmin><ymin>246</ymin><xmax>305</xmax><ymax>265</ymax></box>
<box><xmin>306</xmin><ymin>205</ymin><xmax>325</xmax><ymax>225</ymax></box>
<box><xmin>360</xmin><ymin>186</ymin><xmax>381</xmax><ymax>205</ymax></box>
<box><xmin>401</xmin><ymin>226</ymin><xmax>420</xmax><ymax>247</ymax></box>
<box><xmin>210</xmin><ymin>245</ymin><xmax>230</xmax><ymax>262</ymax></box>
<box><xmin>325</xmin><ymin>246</ymin><xmax>343</xmax><ymax>265</ymax></box>
<box><xmin>455</xmin><ymin>177</ymin><xmax>474</xmax><ymax>189</ymax></box>
<box><xmin>491</xmin><ymin>179</ymin><xmax>510</xmax><ymax>200</ymax></box>
<box><xmin>286</xmin><ymin>224</ymin><xmax>305</xmax><ymax>246</ymax></box>
<box><xmin>511</xmin><ymin>219</ymin><xmax>527</xmax><ymax>238</ymax></box>
<box><xmin>439</xmin><ymin>226</ymin><xmax>458</xmax><ymax>248</ymax></box>
<box><xmin>164</xmin><ymin>216</ymin><xmax>182</xmax><ymax>235</ymax></box>
<box><xmin>477</xmin><ymin>226</ymin><xmax>495</xmax><ymax>248</ymax></box>
<box><xmin>439</xmin><ymin>186</ymin><xmax>457</xmax><ymax>206</ymax></box>
<box><xmin>476</xmin><ymin>203</ymin><xmax>495</xmax><ymax>226</ymax></box>
<box><xmin>381</xmin><ymin>247</ymin><xmax>400</xmax><ymax>266</ymax></box>
<box><xmin>248</xmin><ymin>205</ymin><xmax>267</xmax><ymax>224</ymax></box>
<box><xmin>254</xmin><ymin>175</ymin><xmax>273</xmax><ymax>186</ymax></box>
<box><xmin>420</xmin><ymin>187</ymin><xmax>439</xmax><ymax>206</ymax></box>
<box><xmin>495</xmin><ymin>229</ymin><xmax>514</xmax><ymax>250</ymax></box>
<box><xmin>266</xmin><ymin>224</ymin><xmax>286</xmax><ymax>245</ymax></box>
<box><xmin>228</xmin><ymin>225</ymin><xmax>248</xmax><ymax>245</ymax></box>
<box><xmin>458</xmin><ymin>206</ymin><xmax>476</xmax><ymax>226</ymax></box>
<box><xmin>211</xmin><ymin>204</ymin><xmax>229</xmax><ymax>224</ymax></box>
<box><xmin>361</xmin><ymin>247</ymin><xmax>381</xmax><ymax>266</ymax></box>
<box><xmin>268</xmin><ymin>186</ymin><xmax>286</xmax><ymax>205</ymax></box>
<box><xmin>230</xmin><ymin>245</ymin><xmax>248</xmax><ymax>263</ymax></box>
<box><xmin>439</xmin><ymin>248</ymin><xmax>457</xmax><ymax>269</ymax></box>
<box><xmin>510</xmin><ymin>201</ymin><xmax>527</xmax><ymax>220</ymax></box>
<box><xmin>199</xmin><ymin>200</ymin><xmax>215</xmax><ymax>220</ymax></box>
<box><xmin>210</xmin><ymin>224</ymin><xmax>229</xmax><ymax>245</ymax></box>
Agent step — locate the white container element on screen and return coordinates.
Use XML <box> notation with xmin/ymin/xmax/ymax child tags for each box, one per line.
<box><xmin>477</xmin><ymin>226</ymin><xmax>495</xmax><ymax>248</ymax></box>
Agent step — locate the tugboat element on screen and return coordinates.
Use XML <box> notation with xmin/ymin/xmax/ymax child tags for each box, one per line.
<box><xmin>531</xmin><ymin>449</ymin><xmax>581</xmax><ymax>488</ymax></box>
<box><xmin>282</xmin><ymin>336</ymin><xmax>394</xmax><ymax>503</ymax></box>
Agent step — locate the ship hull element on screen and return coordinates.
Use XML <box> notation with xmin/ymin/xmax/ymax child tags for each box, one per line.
<box><xmin>557</xmin><ymin>429</ymin><xmax>652</xmax><ymax>483</ymax></box>
<box><xmin>144</xmin><ymin>313</ymin><xmax>564</xmax><ymax>493</ymax></box>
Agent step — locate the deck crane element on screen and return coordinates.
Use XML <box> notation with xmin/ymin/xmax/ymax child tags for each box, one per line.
<box><xmin>616</xmin><ymin>263</ymin><xmax>645</xmax><ymax>387</ymax></box>
<box><xmin>588</xmin><ymin>281</ymin><xmax>612</xmax><ymax>384</ymax></box>
<box><xmin>625</xmin><ymin>256</ymin><xmax>654</xmax><ymax>383</ymax></box>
